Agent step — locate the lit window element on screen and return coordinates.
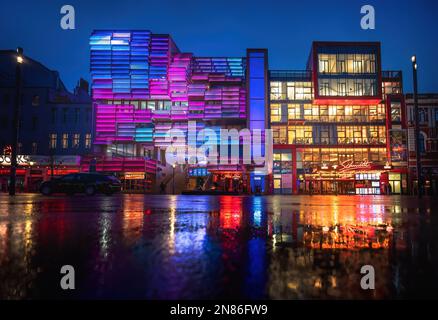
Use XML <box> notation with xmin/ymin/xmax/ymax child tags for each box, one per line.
<box><xmin>62</xmin><ymin>134</ymin><xmax>68</xmax><ymax>149</ymax></box>
<box><xmin>85</xmin><ymin>133</ymin><xmax>91</xmax><ymax>149</ymax></box>
<box><xmin>73</xmin><ymin>134</ymin><xmax>80</xmax><ymax>148</ymax></box>
<box><xmin>270</xmin><ymin>104</ymin><xmax>281</xmax><ymax>122</ymax></box>
<box><xmin>49</xmin><ymin>134</ymin><xmax>57</xmax><ymax>149</ymax></box>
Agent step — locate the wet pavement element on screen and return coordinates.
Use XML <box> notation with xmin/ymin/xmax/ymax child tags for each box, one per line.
<box><xmin>0</xmin><ymin>193</ymin><xmax>437</xmax><ymax>299</ymax></box>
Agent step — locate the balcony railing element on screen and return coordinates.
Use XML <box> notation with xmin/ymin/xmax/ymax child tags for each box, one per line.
<box><xmin>269</xmin><ymin>70</ymin><xmax>312</xmax><ymax>81</ymax></box>
<box><xmin>382</xmin><ymin>70</ymin><xmax>402</xmax><ymax>80</ymax></box>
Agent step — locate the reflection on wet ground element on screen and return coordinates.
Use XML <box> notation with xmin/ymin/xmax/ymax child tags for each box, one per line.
<box><xmin>0</xmin><ymin>194</ymin><xmax>437</xmax><ymax>299</ymax></box>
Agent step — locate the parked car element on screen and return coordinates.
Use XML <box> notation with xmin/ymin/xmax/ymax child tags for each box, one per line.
<box><xmin>40</xmin><ymin>173</ymin><xmax>121</xmax><ymax>196</ymax></box>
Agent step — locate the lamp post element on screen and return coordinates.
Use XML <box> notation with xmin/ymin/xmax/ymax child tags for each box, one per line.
<box><xmin>412</xmin><ymin>55</ymin><xmax>422</xmax><ymax>198</ymax></box>
<box><xmin>172</xmin><ymin>163</ymin><xmax>176</xmax><ymax>195</ymax></box>
<box><xmin>9</xmin><ymin>47</ymin><xmax>24</xmax><ymax>196</ymax></box>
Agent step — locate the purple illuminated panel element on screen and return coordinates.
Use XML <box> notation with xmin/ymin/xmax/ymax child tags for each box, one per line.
<box><xmin>90</xmin><ymin>30</ymin><xmax>247</xmax><ymax>148</ymax></box>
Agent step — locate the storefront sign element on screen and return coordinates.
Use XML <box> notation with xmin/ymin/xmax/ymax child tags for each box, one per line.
<box><xmin>0</xmin><ymin>155</ymin><xmax>31</xmax><ymax>165</ymax></box>
<box><xmin>124</xmin><ymin>172</ymin><xmax>145</xmax><ymax>180</ymax></box>
<box><xmin>339</xmin><ymin>159</ymin><xmax>371</xmax><ymax>172</ymax></box>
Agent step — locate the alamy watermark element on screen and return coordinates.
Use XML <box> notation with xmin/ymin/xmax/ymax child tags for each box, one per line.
<box><xmin>60</xmin><ymin>265</ymin><xmax>75</xmax><ymax>290</ymax></box>
<box><xmin>163</xmin><ymin>121</ymin><xmax>273</xmax><ymax>175</ymax></box>
<box><xmin>361</xmin><ymin>5</ymin><xmax>375</xmax><ymax>30</ymax></box>
<box><xmin>60</xmin><ymin>5</ymin><xmax>75</xmax><ymax>30</ymax></box>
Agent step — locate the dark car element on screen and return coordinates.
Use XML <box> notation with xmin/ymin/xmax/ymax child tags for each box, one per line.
<box><xmin>40</xmin><ymin>173</ymin><xmax>121</xmax><ymax>196</ymax></box>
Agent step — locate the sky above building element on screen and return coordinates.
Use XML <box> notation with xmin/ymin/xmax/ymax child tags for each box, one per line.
<box><xmin>1</xmin><ymin>0</ymin><xmax>437</xmax><ymax>93</ymax></box>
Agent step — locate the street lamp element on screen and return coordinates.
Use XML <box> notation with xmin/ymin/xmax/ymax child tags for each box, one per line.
<box><xmin>411</xmin><ymin>55</ymin><xmax>422</xmax><ymax>198</ymax></box>
<box><xmin>172</xmin><ymin>163</ymin><xmax>176</xmax><ymax>195</ymax></box>
<box><xmin>9</xmin><ymin>47</ymin><xmax>24</xmax><ymax>196</ymax></box>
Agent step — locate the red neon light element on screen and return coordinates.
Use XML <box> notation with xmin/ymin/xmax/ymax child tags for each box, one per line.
<box><xmin>313</xmin><ymin>98</ymin><xmax>382</xmax><ymax>105</ymax></box>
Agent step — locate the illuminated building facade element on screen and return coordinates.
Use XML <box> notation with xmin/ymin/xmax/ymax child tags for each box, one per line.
<box><xmin>88</xmin><ymin>32</ymin><xmax>407</xmax><ymax>195</ymax></box>
<box><xmin>270</xmin><ymin>42</ymin><xmax>408</xmax><ymax>195</ymax></box>
<box><xmin>88</xmin><ymin>30</ymin><xmax>268</xmax><ymax>193</ymax></box>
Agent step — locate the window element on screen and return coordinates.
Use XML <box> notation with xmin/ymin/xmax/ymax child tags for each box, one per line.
<box><xmin>60</xmin><ymin>174</ymin><xmax>77</xmax><ymax>182</ymax></box>
<box><xmin>85</xmin><ymin>133</ymin><xmax>91</xmax><ymax>149</ymax></box>
<box><xmin>353</xmin><ymin>60</ymin><xmax>363</xmax><ymax>73</ymax></box>
<box><xmin>355</xmin><ymin>83</ymin><xmax>363</xmax><ymax>96</ymax></box>
<box><xmin>270</xmin><ymin>104</ymin><xmax>281</xmax><ymax>122</ymax></box>
<box><xmin>32</xmin><ymin>95</ymin><xmax>40</xmax><ymax>106</ymax></box>
<box><xmin>337</xmin><ymin>57</ymin><xmax>346</xmax><ymax>73</ymax></box>
<box><xmin>270</xmin><ymin>82</ymin><xmax>284</xmax><ymax>100</ymax></box>
<box><xmin>157</xmin><ymin>101</ymin><xmax>171</xmax><ymax>110</ymax></box>
<box><xmin>320</xmin><ymin>81</ymin><xmax>329</xmax><ymax>96</ymax></box>
<box><xmin>288</xmin><ymin>126</ymin><xmax>313</xmax><ymax>144</ymax></box>
<box><xmin>318</xmin><ymin>53</ymin><xmax>376</xmax><ymax>75</ymax></box>
<box><xmin>73</xmin><ymin>134</ymin><xmax>80</xmax><ymax>148</ymax></box>
<box><xmin>63</xmin><ymin>108</ymin><xmax>68</xmax><ymax>123</ymax></box>
<box><xmin>338</xmin><ymin>82</ymin><xmax>347</xmax><ymax>96</ymax></box>
<box><xmin>31</xmin><ymin>142</ymin><xmax>37</xmax><ymax>154</ymax></box>
<box><xmin>50</xmin><ymin>134</ymin><xmax>57</xmax><ymax>149</ymax></box>
<box><xmin>3</xmin><ymin>94</ymin><xmax>10</xmax><ymax>105</ymax></box>
<box><xmin>75</xmin><ymin>108</ymin><xmax>80</xmax><ymax>123</ymax></box>
<box><xmin>419</xmin><ymin>132</ymin><xmax>426</xmax><ymax>153</ymax></box>
<box><xmin>288</xmin><ymin>104</ymin><xmax>301</xmax><ymax>120</ymax></box>
<box><xmin>62</xmin><ymin>133</ymin><xmax>68</xmax><ymax>149</ymax></box>
<box><xmin>319</xmin><ymin>59</ymin><xmax>329</xmax><ymax>73</ymax></box>
<box><xmin>0</xmin><ymin>115</ymin><xmax>8</xmax><ymax>128</ymax></box>
<box><xmin>419</xmin><ymin>108</ymin><xmax>428</xmax><ymax>123</ymax></box>
<box><xmin>86</xmin><ymin>108</ymin><xmax>91</xmax><ymax>122</ymax></box>
<box><xmin>147</xmin><ymin>101</ymin><xmax>155</xmax><ymax>110</ymax></box>
<box><xmin>272</xmin><ymin>126</ymin><xmax>287</xmax><ymax>144</ymax></box>
<box><xmin>32</xmin><ymin>116</ymin><xmax>38</xmax><ymax>131</ymax></box>
<box><xmin>51</xmin><ymin>108</ymin><xmax>57</xmax><ymax>124</ymax></box>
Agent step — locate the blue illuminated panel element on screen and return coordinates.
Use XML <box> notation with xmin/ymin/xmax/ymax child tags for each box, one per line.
<box><xmin>247</xmin><ymin>50</ymin><xmax>268</xmax><ymax>130</ymax></box>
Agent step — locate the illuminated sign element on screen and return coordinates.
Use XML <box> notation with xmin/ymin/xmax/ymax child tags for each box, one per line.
<box><xmin>338</xmin><ymin>159</ymin><xmax>371</xmax><ymax>172</ymax></box>
<box><xmin>188</xmin><ymin>168</ymin><xmax>209</xmax><ymax>177</ymax></box>
<box><xmin>124</xmin><ymin>172</ymin><xmax>145</xmax><ymax>180</ymax></box>
<box><xmin>0</xmin><ymin>155</ymin><xmax>31</xmax><ymax>165</ymax></box>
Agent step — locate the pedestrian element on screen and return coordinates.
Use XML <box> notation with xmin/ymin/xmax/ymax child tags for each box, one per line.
<box><xmin>387</xmin><ymin>183</ymin><xmax>392</xmax><ymax>195</ymax></box>
<box><xmin>160</xmin><ymin>181</ymin><xmax>166</xmax><ymax>194</ymax></box>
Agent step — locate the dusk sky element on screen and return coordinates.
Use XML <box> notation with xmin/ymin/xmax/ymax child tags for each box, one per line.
<box><xmin>1</xmin><ymin>0</ymin><xmax>437</xmax><ymax>93</ymax></box>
